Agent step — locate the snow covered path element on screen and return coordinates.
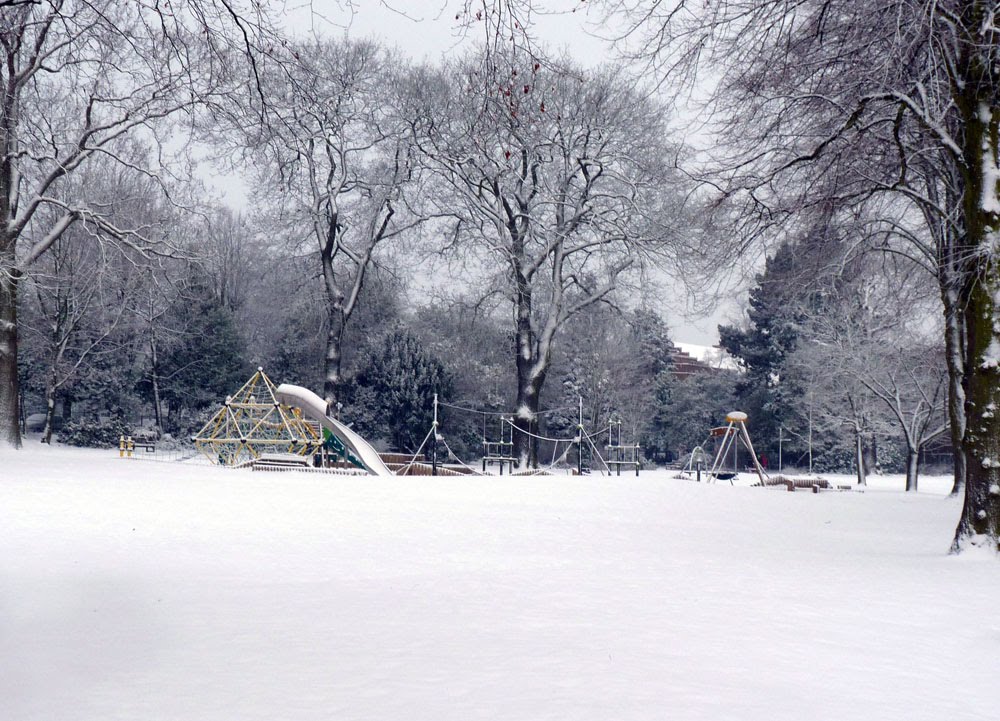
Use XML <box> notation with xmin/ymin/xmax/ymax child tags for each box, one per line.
<box><xmin>1</xmin><ymin>446</ymin><xmax>995</xmax><ymax>720</ymax></box>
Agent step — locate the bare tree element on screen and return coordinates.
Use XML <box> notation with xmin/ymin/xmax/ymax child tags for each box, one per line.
<box><xmin>790</xmin><ymin>262</ymin><xmax>948</xmax><ymax>490</ymax></box>
<box><xmin>595</xmin><ymin>0</ymin><xmax>1000</xmax><ymax>551</ymax></box>
<box><xmin>230</xmin><ymin>39</ymin><xmax>428</xmax><ymax>407</ymax></box>
<box><xmin>0</xmin><ymin>0</ymin><xmax>281</xmax><ymax>448</ymax></box>
<box><xmin>22</xmin><ymin>228</ymin><xmax>144</xmax><ymax>443</ymax></box>
<box><xmin>407</xmin><ymin>50</ymin><xmax>688</xmax><ymax>465</ymax></box>
<box><xmin>199</xmin><ymin>208</ymin><xmax>255</xmax><ymax>314</ymax></box>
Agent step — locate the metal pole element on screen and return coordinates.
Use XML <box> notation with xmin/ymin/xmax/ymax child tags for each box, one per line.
<box><xmin>808</xmin><ymin>393</ymin><xmax>814</xmax><ymax>473</ymax></box>
<box><xmin>779</xmin><ymin>426</ymin><xmax>783</xmax><ymax>472</ymax></box>
<box><xmin>431</xmin><ymin>393</ymin><xmax>438</xmax><ymax>476</ymax></box>
<box><xmin>733</xmin><ymin>430</ymin><xmax>738</xmax><ymax>472</ymax></box>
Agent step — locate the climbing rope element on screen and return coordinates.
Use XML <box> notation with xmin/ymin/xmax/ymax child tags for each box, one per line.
<box><xmin>503</xmin><ymin>419</ymin><xmax>575</xmax><ymax>444</ymax></box>
<box><xmin>582</xmin><ymin>432</ymin><xmax>613</xmax><ymax>477</ymax></box>
<box><xmin>439</xmin><ymin>436</ymin><xmax>483</xmax><ymax>475</ymax></box>
<box><xmin>438</xmin><ymin>400</ymin><xmax>578</xmax><ymax>417</ymax></box>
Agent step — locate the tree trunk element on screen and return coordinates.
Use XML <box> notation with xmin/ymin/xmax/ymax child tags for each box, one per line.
<box><xmin>323</xmin><ymin>319</ymin><xmax>345</xmax><ymax>408</ymax></box>
<box><xmin>512</xmin><ymin>366</ymin><xmax>544</xmax><ymax>468</ymax></box>
<box><xmin>854</xmin><ymin>427</ymin><xmax>867</xmax><ymax>486</ymax></box>
<box><xmin>952</xmin><ymin>77</ymin><xmax>1000</xmax><ymax>552</ymax></box>
<box><xmin>149</xmin><ymin>331</ymin><xmax>163</xmax><ymax>433</ymax></box>
<box><xmin>954</xmin><ymin>272</ymin><xmax>1000</xmax><ymax>550</ymax></box>
<box><xmin>320</xmin><ymin>221</ymin><xmax>348</xmax><ymax>409</ymax></box>
<box><xmin>941</xmin><ymin>286</ymin><xmax>967</xmax><ymax>496</ymax></box>
<box><xmin>861</xmin><ymin>433</ymin><xmax>877</xmax><ymax>476</ymax></box>
<box><xmin>42</xmin><ymin>371</ymin><xmax>57</xmax><ymax>444</ymax></box>
<box><xmin>0</xmin><ymin>265</ymin><xmax>21</xmax><ymax>448</ymax></box>
<box><xmin>511</xmin><ymin>269</ymin><xmax>544</xmax><ymax>469</ymax></box>
<box><xmin>905</xmin><ymin>446</ymin><xmax>919</xmax><ymax>493</ymax></box>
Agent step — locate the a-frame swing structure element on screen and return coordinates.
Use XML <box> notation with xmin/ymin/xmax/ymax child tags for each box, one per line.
<box><xmin>706</xmin><ymin>411</ymin><xmax>768</xmax><ymax>485</ymax></box>
<box><xmin>192</xmin><ymin>368</ymin><xmax>322</xmax><ymax>466</ymax></box>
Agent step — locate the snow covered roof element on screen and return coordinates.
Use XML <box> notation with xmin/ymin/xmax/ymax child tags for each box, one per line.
<box><xmin>674</xmin><ymin>342</ymin><xmax>740</xmax><ymax>371</ymax></box>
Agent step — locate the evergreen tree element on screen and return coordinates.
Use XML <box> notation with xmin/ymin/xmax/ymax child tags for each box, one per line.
<box><xmin>346</xmin><ymin>330</ymin><xmax>453</xmax><ymax>454</ymax></box>
<box><xmin>719</xmin><ymin>219</ymin><xmax>848</xmax><ymax>459</ymax></box>
<box><xmin>149</xmin><ymin>280</ymin><xmax>250</xmax><ymax>432</ymax></box>
<box><xmin>650</xmin><ymin>370</ymin><xmax>740</xmax><ymax>460</ymax></box>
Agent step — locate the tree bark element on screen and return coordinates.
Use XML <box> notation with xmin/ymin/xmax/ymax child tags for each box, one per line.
<box><xmin>512</xmin><ymin>360</ymin><xmax>544</xmax><ymax>469</ymax></box>
<box><xmin>955</xmin><ymin>271</ymin><xmax>1000</xmax><ymax>549</ymax></box>
<box><xmin>854</xmin><ymin>427</ymin><xmax>867</xmax><ymax>486</ymax></box>
<box><xmin>941</xmin><ymin>286</ymin><xmax>967</xmax><ymax>496</ymax></box>
<box><xmin>952</xmin><ymin>65</ymin><xmax>1000</xmax><ymax>551</ymax></box>
<box><xmin>149</xmin><ymin>331</ymin><xmax>163</xmax><ymax>434</ymax></box>
<box><xmin>324</xmin><ymin>319</ymin><xmax>345</xmax><ymax>408</ymax></box>
<box><xmin>0</xmin><ymin>264</ymin><xmax>21</xmax><ymax>448</ymax></box>
<box><xmin>862</xmin><ymin>434</ymin><xmax>877</xmax><ymax>477</ymax></box>
<box><xmin>511</xmin><ymin>261</ymin><xmax>544</xmax><ymax>468</ymax></box>
<box><xmin>905</xmin><ymin>446</ymin><xmax>919</xmax><ymax>493</ymax></box>
<box><xmin>42</xmin><ymin>370</ymin><xmax>57</xmax><ymax>444</ymax></box>
<box><xmin>320</xmin><ymin>216</ymin><xmax>351</xmax><ymax>409</ymax></box>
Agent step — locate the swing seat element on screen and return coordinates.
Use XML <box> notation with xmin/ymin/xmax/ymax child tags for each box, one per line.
<box><xmin>713</xmin><ymin>471</ymin><xmax>737</xmax><ymax>481</ymax></box>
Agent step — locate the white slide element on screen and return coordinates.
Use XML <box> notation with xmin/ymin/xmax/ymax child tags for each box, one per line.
<box><xmin>275</xmin><ymin>384</ymin><xmax>394</xmax><ymax>477</ymax></box>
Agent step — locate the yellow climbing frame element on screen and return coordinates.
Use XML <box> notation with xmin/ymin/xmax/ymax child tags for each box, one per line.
<box><xmin>192</xmin><ymin>367</ymin><xmax>322</xmax><ymax>466</ymax></box>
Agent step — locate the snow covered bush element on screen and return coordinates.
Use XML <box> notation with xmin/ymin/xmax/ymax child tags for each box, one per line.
<box><xmin>59</xmin><ymin>419</ymin><xmax>130</xmax><ymax>449</ymax></box>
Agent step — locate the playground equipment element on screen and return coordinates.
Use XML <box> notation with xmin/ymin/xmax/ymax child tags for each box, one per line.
<box><xmin>683</xmin><ymin>445</ymin><xmax>710</xmax><ymax>481</ymax></box>
<box><xmin>471</xmin><ymin>396</ymin><xmax>635</xmax><ymax>477</ymax></box>
<box><xmin>273</xmin><ymin>384</ymin><xmax>393</xmax><ymax>477</ymax></box>
<box><xmin>704</xmin><ymin>410</ymin><xmax>768</xmax><ymax>485</ymax></box>
<box><xmin>192</xmin><ymin>368</ymin><xmax>322</xmax><ymax>466</ymax></box>
<box><xmin>191</xmin><ymin>369</ymin><xmax>390</xmax><ymax>475</ymax></box>
<box><xmin>482</xmin><ymin>415</ymin><xmax>517</xmax><ymax>474</ymax></box>
<box><xmin>190</xmin><ymin>368</ymin><xmax>637</xmax><ymax>478</ymax></box>
<box><xmin>606</xmin><ymin>420</ymin><xmax>641</xmax><ymax>477</ymax></box>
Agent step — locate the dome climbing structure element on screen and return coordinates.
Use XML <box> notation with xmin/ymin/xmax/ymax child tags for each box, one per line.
<box><xmin>192</xmin><ymin>368</ymin><xmax>322</xmax><ymax>466</ymax></box>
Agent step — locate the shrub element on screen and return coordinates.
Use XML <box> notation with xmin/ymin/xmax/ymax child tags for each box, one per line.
<box><xmin>59</xmin><ymin>418</ymin><xmax>130</xmax><ymax>449</ymax></box>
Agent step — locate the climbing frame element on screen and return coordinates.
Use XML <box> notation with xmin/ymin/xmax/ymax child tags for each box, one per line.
<box><xmin>192</xmin><ymin>367</ymin><xmax>322</xmax><ymax>466</ymax></box>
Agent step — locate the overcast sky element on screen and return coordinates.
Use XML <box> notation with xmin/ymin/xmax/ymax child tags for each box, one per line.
<box><xmin>283</xmin><ymin>1</ymin><xmax>610</xmax><ymax>64</ymax></box>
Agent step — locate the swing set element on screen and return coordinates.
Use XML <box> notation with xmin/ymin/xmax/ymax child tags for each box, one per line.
<box><xmin>686</xmin><ymin>411</ymin><xmax>768</xmax><ymax>485</ymax></box>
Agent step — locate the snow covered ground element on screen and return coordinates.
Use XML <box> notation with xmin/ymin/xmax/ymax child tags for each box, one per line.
<box><xmin>1</xmin><ymin>443</ymin><xmax>995</xmax><ymax>721</ymax></box>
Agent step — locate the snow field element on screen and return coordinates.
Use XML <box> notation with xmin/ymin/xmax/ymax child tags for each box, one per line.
<box><xmin>1</xmin><ymin>444</ymin><xmax>996</xmax><ymax>721</ymax></box>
